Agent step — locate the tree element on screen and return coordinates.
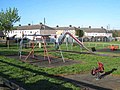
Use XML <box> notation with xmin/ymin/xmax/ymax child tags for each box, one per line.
<box><xmin>0</xmin><ymin>7</ymin><xmax>20</xmax><ymax>47</ymax></box>
<box><xmin>75</xmin><ymin>29</ymin><xmax>84</xmax><ymax>37</ymax></box>
<box><xmin>112</xmin><ymin>30</ymin><xmax>120</xmax><ymax>37</ymax></box>
<box><xmin>0</xmin><ymin>7</ymin><xmax>20</xmax><ymax>36</ymax></box>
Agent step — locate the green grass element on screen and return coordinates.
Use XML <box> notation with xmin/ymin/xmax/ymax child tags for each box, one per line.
<box><xmin>0</xmin><ymin>56</ymin><xmax>80</xmax><ymax>90</ymax></box>
<box><xmin>0</xmin><ymin>42</ymin><xmax>120</xmax><ymax>89</ymax></box>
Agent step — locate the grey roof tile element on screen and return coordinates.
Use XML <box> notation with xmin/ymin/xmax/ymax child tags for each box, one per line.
<box><xmin>17</xmin><ymin>24</ymin><xmax>55</xmax><ymax>30</ymax></box>
<box><xmin>80</xmin><ymin>28</ymin><xmax>108</xmax><ymax>33</ymax></box>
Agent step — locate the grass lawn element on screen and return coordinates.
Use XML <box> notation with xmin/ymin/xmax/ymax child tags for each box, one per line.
<box><xmin>0</xmin><ymin>41</ymin><xmax>120</xmax><ymax>89</ymax></box>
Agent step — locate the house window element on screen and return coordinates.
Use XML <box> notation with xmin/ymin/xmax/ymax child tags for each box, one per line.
<box><xmin>30</xmin><ymin>31</ymin><xmax>32</xmax><ymax>33</ymax></box>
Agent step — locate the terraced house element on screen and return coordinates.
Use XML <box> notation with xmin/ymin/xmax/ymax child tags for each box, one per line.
<box><xmin>80</xmin><ymin>26</ymin><xmax>112</xmax><ymax>42</ymax></box>
<box><xmin>7</xmin><ymin>24</ymin><xmax>112</xmax><ymax>42</ymax></box>
<box><xmin>8</xmin><ymin>24</ymin><xmax>79</xmax><ymax>42</ymax></box>
<box><xmin>9</xmin><ymin>23</ymin><xmax>56</xmax><ymax>40</ymax></box>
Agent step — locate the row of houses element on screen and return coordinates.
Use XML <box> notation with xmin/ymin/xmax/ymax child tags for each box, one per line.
<box><xmin>0</xmin><ymin>23</ymin><xmax>113</xmax><ymax>42</ymax></box>
<box><xmin>81</xmin><ymin>26</ymin><xmax>112</xmax><ymax>42</ymax></box>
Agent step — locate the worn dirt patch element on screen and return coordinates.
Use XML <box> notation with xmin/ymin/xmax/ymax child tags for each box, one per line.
<box><xmin>6</xmin><ymin>55</ymin><xmax>82</xmax><ymax>68</ymax></box>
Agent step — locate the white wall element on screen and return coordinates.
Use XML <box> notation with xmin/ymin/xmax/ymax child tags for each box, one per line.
<box><xmin>9</xmin><ymin>29</ymin><xmax>41</xmax><ymax>39</ymax></box>
<box><xmin>84</xmin><ymin>32</ymin><xmax>112</xmax><ymax>37</ymax></box>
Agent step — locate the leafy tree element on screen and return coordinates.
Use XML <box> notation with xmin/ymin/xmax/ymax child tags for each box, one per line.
<box><xmin>112</xmin><ymin>30</ymin><xmax>119</xmax><ymax>37</ymax></box>
<box><xmin>0</xmin><ymin>7</ymin><xmax>20</xmax><ymax>48</ymax></box>
<box><xmin>0</xmin><ymin>7</ymin><xmax>20</xmax><ymax>36</ymax></box>
<box><xmin>75</xmin><ymin>29</ymin><xmax>84</xmax><ymax>37</ymax></box>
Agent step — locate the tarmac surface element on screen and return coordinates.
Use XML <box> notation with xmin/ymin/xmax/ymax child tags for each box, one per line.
<box><xmin>63</xmin><ymin>73</ymin><xmax>120</xmax><ymax>90</ymax></box>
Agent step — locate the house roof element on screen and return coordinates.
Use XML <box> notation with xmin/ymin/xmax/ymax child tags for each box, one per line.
<box><xmin>53</xmin><ymin>27</ymin><xmax>77</xmax><ymax>30</ymax></box>
<box><xmin>17</xmin><ymin>24</ymin><xmax>55</xmax><ymax>30</ymax></box>
<box><xmin>16</xmin><ymin>24</ymin><xmax>79</xmax><ymax>31</ymax></box>
<box><xmin>0</xmin><ymin>31</ymin><xmax>5</xmax><ymax>37</ymax></box>
<box><xmin>80</xmin><ymin>28</ymin><xmax>108</xmax><ymax>33</ymax></box>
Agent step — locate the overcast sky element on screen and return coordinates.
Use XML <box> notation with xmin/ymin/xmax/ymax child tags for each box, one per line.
<box><xmin>1</xmin><ymin>0</ymin><xmax>120</xmax><ymax>29</ymax></box>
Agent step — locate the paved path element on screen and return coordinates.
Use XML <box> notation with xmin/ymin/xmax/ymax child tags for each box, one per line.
<box><xmin>64</xmin><ymin>73</ymin><xmax>120</xmax><ymax>90</ymax></box>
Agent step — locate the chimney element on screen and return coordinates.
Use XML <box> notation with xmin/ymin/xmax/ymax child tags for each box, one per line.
<box><xmin>19</xmin><ymin>24</ymin><xmax>21</xmax><ymax>26</ymax></box>
<box><xmin>28</xmin><ymin>23</ymin><xmax>31</xmax><ymax>26</ymax></box>
<box><xmin>40</xmin><ymin>22</ymin><xmax>42</xmax><ymax>25</ymax></box>
<box><xmin>69</xmin><ymin>25</ymin><xmax>72</xmax><ymax>27</ymax></box>
<box><xmin>56</xmin><ymin>25</ymin><xmax>59</xmax><ymax>27</ymax></box>
<box><xmin>101</xmin><ymin>26</ymin><xmax>103</xmax><ymax>29</ymax></box>
<box><xmin>89</xmin><ymin>26</ymin><xmax>91</xmax><ymax>28</ymax></box>
<box><xmin>78</xmin><ymin>26</ymin><xmax>80</xmax><ymax>28</ymax></box>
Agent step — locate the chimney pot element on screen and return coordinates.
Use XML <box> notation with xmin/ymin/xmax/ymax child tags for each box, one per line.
<box><xmin>40</xmin><ymin>22</ymin><xmax>42</xmax><ymax>25</ymax></box>
<box><xmin>89</xmin><ymin>26</ymin><xmax>91</xmax><ymax>28</ymax></box>
<box><xmin>28</xmin><ymin>24</ymin><xmax>31</xmax><ymax>26</ymax></box>
<box><xmin>69</xmin><ymin>25</ymin><xmax>72</xmax><ymax>27</ymax></box>
<box><xmin>19</xmin><ymin>24</ymin><xmax>21</xmax><ymax>26</ymax></box>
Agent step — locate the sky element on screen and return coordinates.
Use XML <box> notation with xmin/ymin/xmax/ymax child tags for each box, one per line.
<box><xmin>1</xmin><ymin>0</ymin><xmax>120</xmax><ymax>29</ymax></box>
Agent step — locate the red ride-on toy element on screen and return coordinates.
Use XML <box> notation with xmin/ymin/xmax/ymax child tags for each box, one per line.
<box><xmin>91</xmin><ymin>62</ymin><xmax>104</xmax><ymax>80</ymax></box>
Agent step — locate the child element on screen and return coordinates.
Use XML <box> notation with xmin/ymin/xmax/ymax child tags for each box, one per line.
<box><xmin>91</xmin><ymin>62</ymin><xmax>104</xmax><ymax>80</ymax></box>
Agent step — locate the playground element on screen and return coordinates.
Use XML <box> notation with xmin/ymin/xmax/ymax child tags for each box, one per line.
<box><xmin>3</xmin><ymin>45</ymin><xmax>120</xmax><ymax>90</ymax></box>
<box><xmin>4</xmin><ymin>49</ymin><xmax>120</xmax><ymax>90</ymax></box>
<box><xmin>0</xmin><ymin>32</ymin><xmax>120</xmax><ymax>89</ymax></box>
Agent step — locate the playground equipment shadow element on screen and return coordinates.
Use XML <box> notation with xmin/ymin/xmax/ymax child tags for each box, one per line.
<box><xmin>7</xmin><ymin>55</ymin><xmax>82</xmax><ymax>68</ymax></box>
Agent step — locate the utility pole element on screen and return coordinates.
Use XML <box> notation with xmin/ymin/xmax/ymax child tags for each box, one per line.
<box><xmin>44</xmin><ymin>17</ymin><xmax>46</xmax><ymax>35</ymax></box>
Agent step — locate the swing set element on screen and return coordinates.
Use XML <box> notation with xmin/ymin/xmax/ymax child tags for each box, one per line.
<box><xmin>19</xmin><ymin>33</ymin><xmax>65</xmax><ymax>64</ymax></box>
